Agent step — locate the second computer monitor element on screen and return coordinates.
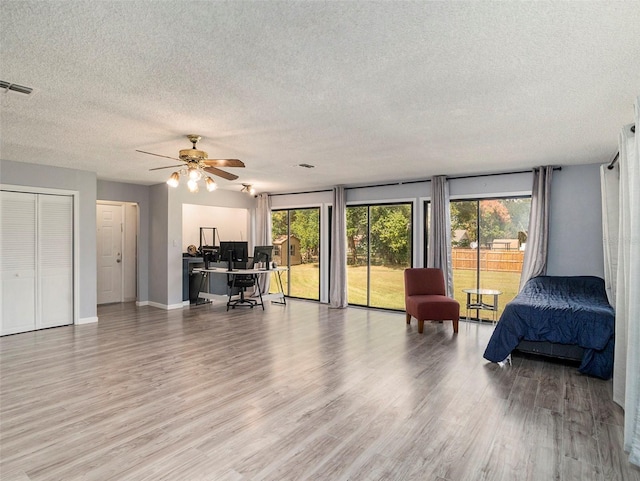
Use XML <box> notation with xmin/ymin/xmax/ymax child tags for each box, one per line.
<box><xmin>253</xmin><ymin>245</ymin><xmax>274</xmax><ymax>269</ymax></box>
<box><xmin>219</xmin><ymin>241</ymin><xmax>249</xmax><ymax>264</ymax></box>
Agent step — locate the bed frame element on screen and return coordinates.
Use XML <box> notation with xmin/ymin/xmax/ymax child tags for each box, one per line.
<box><xmin>515</xmin><ymin>340</ymin><xmax>584</xmax><ymax>362</ymax></box>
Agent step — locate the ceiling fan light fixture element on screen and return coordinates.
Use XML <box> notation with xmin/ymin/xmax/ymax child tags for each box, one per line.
<box><xmin>167</xmin><ymin>171</ymin><xmax>180</xmax><ymax>188</ymax></box>
<box><xmin>188</xmin><ymin>167</ymin><xmax>202</xmax><ymax>181</ymax></box>
<box><xmin>142</xmin><ymin>134</ymin><xmax>245</xmax><ymax>192</ymax></box>
<box><xmin>187</xmin><ymin>179</ymin><xmax>199</xmax><ymax>193</ymax></box>
<box><xmin>205</xmin><ymin>177</ymin><xmax>217</xmax><ymax>192</ymax></box>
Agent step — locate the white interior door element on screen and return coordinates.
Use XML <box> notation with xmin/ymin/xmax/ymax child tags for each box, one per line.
<box><xmin>1</xmin><ymin>191</ymin><xmax>37</xmax><ymax>335</ymax></box>
<box><xmin>97</xmin><ymin>203</ymin><xmax>123</xmax><ymax>304</ymax></box>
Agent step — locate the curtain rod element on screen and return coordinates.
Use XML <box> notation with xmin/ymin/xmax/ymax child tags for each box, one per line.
<box><xmin>608</xmin><ymin>124</ymin><xmax>635</xmax><ymax>170</ymax></box>
<box><xmin>268</xmin><ymin>166</ymin><xmax>562</xmax><ymax>197</ymax></box>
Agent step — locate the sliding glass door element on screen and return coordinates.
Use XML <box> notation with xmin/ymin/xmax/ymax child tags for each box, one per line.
<box><xmin>346</xmin><ymin>203</ymin><xmax>412</xmax><ymax>310</ymax></box>
<box><xmin>271</xmin><ymin>208</ymin><xmax>320</xmax><ymax>300</ymax></box>
<box><xmin>449</xmin><ymin>197</ymin><xmax>531</xmax><ymax>320</ymax></box>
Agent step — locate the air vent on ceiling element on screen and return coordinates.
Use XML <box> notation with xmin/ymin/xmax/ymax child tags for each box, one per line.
<box><xmin>298</xmin><ymin>163</ymin><xmax>315</xmax><ymax>169</ymax></box>
<box><xmin>1</xmin><ymin>80</ymin><xmax>34</xmax><ymax>96</ymax></box>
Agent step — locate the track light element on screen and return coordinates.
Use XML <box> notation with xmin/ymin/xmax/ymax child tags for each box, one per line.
<box><xmin>241</xmin><ymin>183</ymin><xmax>255</xmax><ymax>195</ymax></box>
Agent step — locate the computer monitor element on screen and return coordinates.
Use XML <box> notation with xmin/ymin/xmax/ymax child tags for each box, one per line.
<box><xmin>219</xmin><ymin>241</ymin><xmax>249</xmax><ymax>269</ymax></box>
<box><xmin>253</xmin><ymin>245</ymin><xmax>274</xmax><ymax>269</ymax></box>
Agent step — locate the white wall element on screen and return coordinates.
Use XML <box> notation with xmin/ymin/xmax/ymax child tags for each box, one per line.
<box><xmin>182</xmin><ymin>204</ymin><xmax>249</xmax><ymax>250</ymax></box>
<box><xmin>0</xmin><ymin>159</ymin><xmax>98</xmax><ymax>322</ymax></box>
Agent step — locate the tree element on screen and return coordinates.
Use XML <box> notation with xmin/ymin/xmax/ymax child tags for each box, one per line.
<box><xmin>272</xmin><ymin>210</ymin><xmax>287</xmax><ymax>238</ymax></box>
<box><xmin>450</xmin><ymin>199</ymin><xmax>531</xmax><ymax>247</ymax></box>
<box><xmin>271</xmin><ymin>209</ymin><xmax>320</xmax><ymax>264</ymax></box>
<box><xmin>451</xmin><ymin>201</ymin><xmax>478</xmax><ymax>244</ymax></box>
<box><xmin>346</xmin><ymin>206</ymin><xmax>368</xmax><ymax>265</ymax></box>
<box><xmin>369</xmin><ymin>205</ymin><xmax>411</xmax><ymax>266</ymax></box>
<box><xmin>290</xmin><ymin>209</ymin><xmax>319</xmax><ymax>262</ymax></box>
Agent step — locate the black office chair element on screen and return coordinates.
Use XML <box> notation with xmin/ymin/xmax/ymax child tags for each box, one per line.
<box><xmin>227</xmin><ymin>273</ymin><xmax>263</xmax><ymax>310</ymax></box>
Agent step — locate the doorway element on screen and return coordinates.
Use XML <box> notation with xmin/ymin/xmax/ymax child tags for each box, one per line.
<box><xmin>96</xmin><ymin>201</ymin><xmax>138</xmax><ymax>304</ymax></box>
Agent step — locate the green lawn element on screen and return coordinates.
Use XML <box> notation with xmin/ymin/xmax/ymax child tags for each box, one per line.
<box><xmin>278</xmin><ymin>264</ymin><xmax>521</xmax><ymax>318</ymax></box>
<box><xmin>268</xmin><ymin>263</ymin><xmax>320</xmax><ymax>299</ymax></box>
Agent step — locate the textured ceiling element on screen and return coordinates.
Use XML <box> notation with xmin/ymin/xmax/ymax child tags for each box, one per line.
<box><xmin>1</xmin><ymin>1</ymin><xmax>639</xmax><ymax>194</ymax></box>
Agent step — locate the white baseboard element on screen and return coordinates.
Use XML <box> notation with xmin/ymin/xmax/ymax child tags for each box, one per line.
<box><xmin>77</xmin><ymin>316</ymin><xmax>98</xmax><ymax>325</ymax></box>
<box><xmin>147</xmin><ymin>301</ymin><xmax>185</xmax><ymax>310</ymax></box>
<box><xmin>136</xmin><ymin>300</ymin><xmax>149</xmax><ymax>307</ymax></box>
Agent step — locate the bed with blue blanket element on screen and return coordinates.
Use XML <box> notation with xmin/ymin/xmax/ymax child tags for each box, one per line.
<box><xmin>483</xmin><ymin>276</ymin><xmax>615</xmax><ymax>379</ymax></box>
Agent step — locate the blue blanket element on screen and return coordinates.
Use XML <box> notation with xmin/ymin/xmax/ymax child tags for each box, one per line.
<box><xmin>483</xmin><ymin>276</ymin><xmax>615</xmax><ymax>379</ymax></box>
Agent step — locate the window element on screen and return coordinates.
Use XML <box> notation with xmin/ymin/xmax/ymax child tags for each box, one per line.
<box><xmin>346</xmin><ymin>203</ymin><xmax>412</xmax><ymax>310</ymax></box>
<box><xmin>448</xmin><ymin>197</ymin><xmax>531</xmax><ymax>320</ymax></box>
<box><xmin>271</xmin><ymin>208</ymin><xmax>320</xmax><ymax>300</ymax></box>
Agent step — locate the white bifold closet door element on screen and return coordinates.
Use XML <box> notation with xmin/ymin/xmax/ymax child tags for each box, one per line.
<box><xmin>1</xmin><ymin>191</ymin><xmax>73</xmax><ymax>335</ymax></box>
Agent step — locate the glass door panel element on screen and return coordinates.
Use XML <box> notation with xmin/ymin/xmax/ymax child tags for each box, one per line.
<box><xmin>271</xmin><ymin>210</ymin><xmax>289</xmax><ymax>294</ymax></box>
<box><xmin>346</xmin><ymin>206</ymin><xmax>368</xmax><ymax>306</ymax></box>
<box><xmin>478</xmin><ymin>198</ymin><xmax>530</xmax><ymax>319</ymax></box>
<box><xmin>368</xmin><ymin>204</ymin><xmax>412</xmax><ymax>309</ymax></box>
<box><xmin>288</xmin><ymin>209</ymin><xmax>320</xmax><ymax>300</ymax></box>
<box><xmin>450</xmin><ymin>200</ymin><xmax>479</xmax><ymax>317</ymax></box>
<box><xmin>450</xmin><ymin>197</ymin><xmax>530</xmax><ymax>321</ymax></box>
<box><xmin>346</xmin><ymin>203</ymin><xmax>412</xmax><ymax>309</ymax></box>
<box><xmin>270</xmin><ymin>208</ymin><xmax>320</xmax><ymax>300</ymax></box>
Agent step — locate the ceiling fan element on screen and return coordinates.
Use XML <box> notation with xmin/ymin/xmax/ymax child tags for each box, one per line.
<box><xmin>136</xmin><ymin>134</ymin><xmax>245</xmax><ymax>181</ymax></box>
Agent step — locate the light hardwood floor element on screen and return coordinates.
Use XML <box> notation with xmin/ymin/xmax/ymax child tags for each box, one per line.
<box><xmin>1</xmin><ymin>300</ymin><xmax>638</xmax><ymax>481</ymax></box>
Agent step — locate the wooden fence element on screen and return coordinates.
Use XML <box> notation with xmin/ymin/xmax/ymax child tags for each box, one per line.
<box><xmin>452</xmin><ymin>248</ymin><xmax>524</xmax><ymax>273</ymax></box>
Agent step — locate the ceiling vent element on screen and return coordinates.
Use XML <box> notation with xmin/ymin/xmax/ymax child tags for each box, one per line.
<box><xmin>1</xmin><ymin>80</ymin><xmax>34</xmax><ymax>96</ymax></box>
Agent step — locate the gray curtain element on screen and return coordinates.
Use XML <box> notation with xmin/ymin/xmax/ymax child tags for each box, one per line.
<box><xmin>519</xmin><ymin>166</ymin><xmax>554</xmax><ymax>290</ymax></box>
<box><xmin>255</xmin><ymin>193</ymin><xmax>272</xmax><ymax>294</ymax></box>
<box><xmin>427</xmin><ymin>176</ymin><xmax>453</xmax><ymax>297</ymax></box>
<box><xmin>329</xmin><ymin>185</ymin><xmax>348</xmax><ymax>308</ymax></box>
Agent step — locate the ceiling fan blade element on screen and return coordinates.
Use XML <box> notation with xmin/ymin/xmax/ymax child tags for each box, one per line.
<box><xmin>136</xmin><ymin>150</ymin><xmax>182</xmax><ymax>161</ymax></box>
<box><xmin>202</xmin><ymin>159</ymin><xmax>245</xmax><ymax>168</ymax></box>
<box><xmin>203</xmin><ymin>166</ymin><xmax>239</xmax><ymax>181</ymax></box>
<box><xmin>149</xmin><ymin>164</ymin><xmax>184</xmax><ymax>171</ymax></box>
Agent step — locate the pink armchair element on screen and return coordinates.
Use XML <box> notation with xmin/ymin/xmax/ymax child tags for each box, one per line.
<box><xmin>404</xmin><ymin>268</ymin><xmax>459</xmax><ymax>334</ymax></box>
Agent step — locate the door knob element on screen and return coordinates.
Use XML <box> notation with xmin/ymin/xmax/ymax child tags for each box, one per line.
<box><xmin>116</xmin><ymin>259</ymin><xmax>121</xmax><ymax>263</ymax></box>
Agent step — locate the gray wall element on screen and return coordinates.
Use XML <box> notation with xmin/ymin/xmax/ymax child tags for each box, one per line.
<box><xmin>547</xmin><ymin>163</ymin><xmax>604</xmax><ymax>277</ymax></box>
<box><xmin>97</xmin><ymin>180</ymin><xmax>151</xmax><ymax>303</ymax></box>
<box><xmin>149</xmin><ymin>184</ymin><xmax>169</xmax><ymax>306</ymax></box>
<box><xmin>0</xmin><ymin>159</ymin><xmax>98</xmax><ymax>321</ymax></box>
